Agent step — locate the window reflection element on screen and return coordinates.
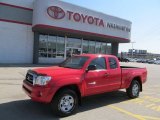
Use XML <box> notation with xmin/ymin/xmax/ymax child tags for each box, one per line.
<box><xmin>67</xmin><ymin>38</ymin><xmax>81</xmax><ymax>48</ymax></box>
<box><xmin>106</xmin><ymin>43</ymin><xmax>112</xmax><ymax>54</ymax></box>
<box><xmin>39</xmin><ymin>34</ymin><xmax>112</xmax><ymax>59</ymax></box>
<box><xmin>83</xmin><ymin>40</ymin><xmax>89</xmax><ymax>53</ymax></box>
<box><xmin>101</xmin><ymin>43</ymin><xmax>107</xmax><ymax>54</ymax></box>
<box><xmin>82</xmin><ymin>39</ymin><xmax>112</xmax><ymax>54</ymax></box>
<box><xmin>39</xmin><ymin>35</ymin><xmax>48</xmax><ymax>57</ymax></box>
<box><xmin>95</xmin><ymin>42</ymin><xmax>101</xmax><ymax>53</ymax></box>
<box><xmin>39</xmin><ymin>35</ymin><xmax>65</xmax><ymax>58</ymax></box>
<box><xmin>89</xmin><ymin>41</ymin><xmax>96</xmax><ymax>53</ymax></box>
<box><xmin>57</xmin><ymin>37</ymin><xmax>65</xmax><ymax>58</ymax></box>
<box><xmin>48</xmin><ymin>36</ymin><xmax>56</xmax><ymax>58</ymax></box>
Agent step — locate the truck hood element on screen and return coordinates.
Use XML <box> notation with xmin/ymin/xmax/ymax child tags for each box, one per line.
<box><xmin>32</xmin><ymin>66</ymin><xmax>83</xmax><ymax>77</ymax></box>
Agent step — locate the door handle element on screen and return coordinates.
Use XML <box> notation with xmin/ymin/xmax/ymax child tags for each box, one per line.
<box><xmin>104</xmin><ymin>73</ymin><xmax>109</xmax><ymax>77</ymax></box>
<box><xmin>88</xmin><ymin>82</ymin><xmax>96</xmax><ymax>85</ymax></box>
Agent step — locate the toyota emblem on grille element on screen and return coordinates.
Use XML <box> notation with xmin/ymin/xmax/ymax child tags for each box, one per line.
<box><xmin>27</xmin><ymin>76</ymin><xmax>30</xmax><ymax>80</ymax></box>
<box><xmin>47</xmin><ymin>6</ymin><xmax>65</xmax><ymax>19</ymax></box>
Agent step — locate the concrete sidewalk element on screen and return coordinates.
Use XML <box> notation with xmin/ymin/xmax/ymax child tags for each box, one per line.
<box><xmin>0</xmin><ymin>67</ymin><xmax>29</xmax><ymax>80</ymax></box>
<box><xmin>0</xmin><ymin>64</ymin><xmax>52</xmax><ymax>80</ymax></box>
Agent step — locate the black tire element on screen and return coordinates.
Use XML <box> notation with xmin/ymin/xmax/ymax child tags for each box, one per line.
<box><xmin>126</xmin><ymin>80</ymin><xmax>140</xmax><ymax>98</ymax></box>
<box><xmin>51</xmin><ymin>89</ymin><xmax>78</xmax><ymax>117</ymax></box>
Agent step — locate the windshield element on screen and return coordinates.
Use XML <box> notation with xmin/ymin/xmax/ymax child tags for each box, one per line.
<box><xmin>59</xmin><ymin>56</ymin><xmax>89</xmax><ymax>69</ymax></box>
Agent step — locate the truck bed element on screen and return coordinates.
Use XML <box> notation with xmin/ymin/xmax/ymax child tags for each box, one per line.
<box><xmin>120</xmin><ymin>66</ymin><xmax>141</xmax><ymax>69</ymax></box>
<box><xmin>120</xmin><ymin>66</ymin><xmax>147</xmax><ymax>89</ymax></box>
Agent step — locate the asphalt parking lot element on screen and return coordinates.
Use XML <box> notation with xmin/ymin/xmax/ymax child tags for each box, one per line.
<box><xmin>0</xmin><ymin>63</ymin><xmax>160</xmax><ymax>120</ymax></box>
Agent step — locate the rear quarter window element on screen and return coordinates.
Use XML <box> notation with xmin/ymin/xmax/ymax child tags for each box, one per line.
<box><xmin>89</xmin><ymin>57</ymin><xmax>107</xmax><ymax>70</ymax></box>
<box><xmin>109</xmin><ymin>57</ymin><xmax>118</xmax><ymax>69</ymax></box>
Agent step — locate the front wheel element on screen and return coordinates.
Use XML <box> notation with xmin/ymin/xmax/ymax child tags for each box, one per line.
<box><xmin>126</xmin><ymin>80</ymin><xmax>140</xmax><ymax>98</ymax></box>
<box><xmin>51</xmin><ymin>89</ymin><xmax>78</xmax><ymax>117</ymax></box>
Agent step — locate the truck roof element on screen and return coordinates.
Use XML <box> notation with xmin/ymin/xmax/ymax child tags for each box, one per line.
<box><xmin>76</xmin><ymin>54</ymin><xmax>116</xmax><ymax>58</ymax></box>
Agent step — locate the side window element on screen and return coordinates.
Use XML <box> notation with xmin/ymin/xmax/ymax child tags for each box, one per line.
<box><xmin>109</xmin><ymin>57</ymin><xmax>118</xmax><ymax>69</ymax></box>
<box><xmin>89</xmin><ymin>57</ymin><xmax>106</xmax><ymax>70</ymax></box>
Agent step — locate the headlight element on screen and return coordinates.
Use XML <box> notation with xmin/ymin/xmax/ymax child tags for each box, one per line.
<box><xmin>34</xmin><ymin>76</ymin><xmax>51</xmax><ymax>86</ymax></box>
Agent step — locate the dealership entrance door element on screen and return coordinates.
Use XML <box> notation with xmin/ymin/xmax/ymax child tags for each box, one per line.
<box><xmin>65</xmin><ymin>37</ymin><xmax>82</xmax><ymax>58</ymax></box>
<box><xmin>66</xmin><ymin>47</ymin><xmax>82</xmax><ymax>58</ymax></box>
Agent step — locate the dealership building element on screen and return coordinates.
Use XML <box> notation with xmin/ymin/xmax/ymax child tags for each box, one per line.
<box><xmin>0</xmin><ymin>0</ymin><xmax>131</xmax><ymax>64</ymax></box>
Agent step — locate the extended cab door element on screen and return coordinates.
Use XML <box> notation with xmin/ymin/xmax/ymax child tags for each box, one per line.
<box><xmin>107</xmin><ymin>57</ymin><xmax>121</xmax><ymax>90</ymax></box>
<box><xmin>84</xmin><ymin>57</ymin><xmax>110</xmax><ymax>96</ymax></box>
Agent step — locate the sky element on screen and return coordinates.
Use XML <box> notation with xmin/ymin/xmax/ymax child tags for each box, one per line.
<box><xmin>62</xmin><ymin>0</ymin><xmax>160</xmax><ymax>54</ymax></box>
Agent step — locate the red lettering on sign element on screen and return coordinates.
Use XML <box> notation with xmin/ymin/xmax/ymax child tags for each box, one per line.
<box><xmin>88</xmin><ymin>16</ymin><xmax>94</xmax><ymax>24</ymax></box>
<box><xmin>81</xmin><ymin>14</ymin><xmax>87</xmax><ymax>23</ymax></box>
<box><xmin>67</xmin><ymin>11</ymin><xmax>73</xmax><ymax>20</ymax></box>
<box><xmin>49</xmin><ymin>7</ymin><xmax>106</xmax><ymax>28</ymax></box>
<box><xmin>73</xmin><ymin>13</ymin><xmax>81</xmax><ymax>22</ymax></box>
<box><xmin>94</xmin><ymin>17</ymin><xmax>99</xmax><ymax>26</ymax></box>
<box><xmin>99</xmin><ymin>19</ymin><xmax>105</xmax><ymax>27</ymax></box>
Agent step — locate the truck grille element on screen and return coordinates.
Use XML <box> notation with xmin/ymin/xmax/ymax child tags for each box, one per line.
<box><xmin>26</xmin><ymin>71</ymin><xmax>37</xmax><ymax>85</ymax></box>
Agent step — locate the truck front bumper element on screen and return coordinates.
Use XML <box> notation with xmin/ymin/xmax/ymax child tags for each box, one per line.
<box><xmin>22</xmin><ymin>80</ymin><xmax>57</xmax><ymax>103</ymax></box>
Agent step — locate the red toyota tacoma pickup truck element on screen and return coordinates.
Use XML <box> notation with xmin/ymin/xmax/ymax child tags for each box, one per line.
<box><xmin>23</xmin><ymin>54</ymin><xmax>147</xmax><ymax>116</ymax></box>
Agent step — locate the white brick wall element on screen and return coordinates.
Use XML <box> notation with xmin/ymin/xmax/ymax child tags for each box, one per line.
<box><xmin>0</xmin><ymin>21</ymin><xmax>34</xmax><ymax>63</ymax></box>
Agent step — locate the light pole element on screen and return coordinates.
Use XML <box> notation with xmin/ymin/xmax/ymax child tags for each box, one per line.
<box><xmin>131</xmin><ymin>41</ymin><xmax>136</xmax><ymax>58</ymax></box>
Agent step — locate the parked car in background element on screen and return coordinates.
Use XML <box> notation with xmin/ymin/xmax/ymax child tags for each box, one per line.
<box><xmin>154</xmin><ymin>60</ymin><xmax>160</xmax><ymax>65</ymax></box>
<box><xmin>141</xmin><ymin>59</ymin><xmax>149</xmax><ymax>63</ymax></box>
<box><xmin>128</xmin><ymin>58</ymin><xmax>138</xmax><ymax>62</ymax></box>
<box><xmin>136</xmin><ymin>59</ymin><xmax>148</xmax><ymax>63</ymax></box>
<box><xmin>136</xmin><ymin>59</ymin><xmax>143</xmax><ymax>63</ymax></box>
<box><xmin>147</xmin><ymin>59</ymin><xmax>155</xmax><ymax>64</ymax></box>
<box><xmin>120</xmin><ymin>57</ymin><xmax>130</xmax><ymax>62</ymax></box>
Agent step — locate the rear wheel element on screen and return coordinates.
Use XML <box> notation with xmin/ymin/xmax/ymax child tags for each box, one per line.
<box><xmin>51</xmin><ymin>89</ymin><xmax>78</xmax><ymax>117</ymax></box>
<box><xmin>126</xmin><ymin>80</ymin><xmax>140</xmax><ymax>98</ymax></box>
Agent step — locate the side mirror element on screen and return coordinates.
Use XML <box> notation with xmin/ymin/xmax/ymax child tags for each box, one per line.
<box><xmin>87</xmin><ymin>65</ymin><xmax>96</xmax><ymax>72</ymax></box>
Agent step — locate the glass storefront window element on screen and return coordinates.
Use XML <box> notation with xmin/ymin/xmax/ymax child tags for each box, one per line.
<box><xmin>101</xmin><ymin>43</ymin><xmax>107</xmax><ymax>54</ymax></box>
<box><xmin>48</xmin><ymin>36</ymin><xmax>56</xmax><ymax>58</ymax></box>
<box><xmin>95</xmin><ymin>42</ymin><xmax>101</xmax><ymax>53</ymax></box>
<box><xmin>39</xmin><ymin>34</ymin><xmax>112</xmax><ymax>60</ymax></box>
<box><xmin>106</xmin><ymin>43</ymin><xmax>112</xmax><ymax>54</ymax></box>
<box><xmin>39</xmin><ymin>35</ymin><xmax>65</xmax><ymax>58</ymax></box>
<box><xmin>83</xmin><ymin>40</ymin><xmax>89</xmax><ymax>53</ymax></box>
<box><xmin>89</xmin><ymin>41</ymin><xmax>96</xmax><ymax>53</ymax></box>
<box><xmin>67</xmin><ymin>38</ymin><xmax>81</xmax><ymax>48</ymax></box>
<box><xmin>57</xmin><ymin>37</ymin><xmax>65</xmax><ymax>58</ymax></box>
<box><xmin>39</xmin><ymin>35</ymin><xmax>48</xmax><ymax>57</ymax></box>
